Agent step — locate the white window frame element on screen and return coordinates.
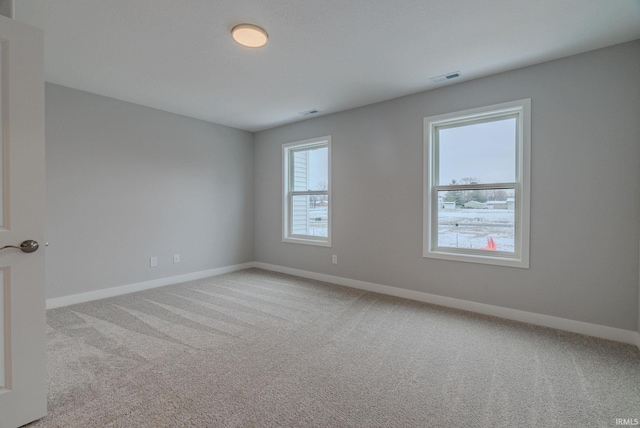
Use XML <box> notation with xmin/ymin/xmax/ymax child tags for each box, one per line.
<box><xmin>423</xmin><ymin>99</ymin><xmax>531</xmax><ymax>268</ymax></box>
<box><xmin>282</xmin><ymin>136</ymin><xmax>332</xmax><ymax>247</ymax></box>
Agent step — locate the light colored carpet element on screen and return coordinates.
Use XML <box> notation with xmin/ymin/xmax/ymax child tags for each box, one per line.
<box><xmin>28</xmin><ymin>268</ymin><xmax>639</xmax><ymax>427</ymax></box>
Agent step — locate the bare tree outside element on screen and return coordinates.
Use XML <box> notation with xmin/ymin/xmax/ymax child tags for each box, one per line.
<box><xmin>316</xmin><ymin>181</ymin><xmax>328</xmax><ymax>203</ymax></box>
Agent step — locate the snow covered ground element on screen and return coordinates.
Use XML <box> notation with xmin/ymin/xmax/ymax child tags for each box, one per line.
<box><xmin>437</xmin><ymin>208</ymin><xmax>515</xmax><ymax>252</ymax></box>
<box><xmin>307</xmin><ymin>206</ymin><xmax>328</xmax><ymax>237</ymax></box>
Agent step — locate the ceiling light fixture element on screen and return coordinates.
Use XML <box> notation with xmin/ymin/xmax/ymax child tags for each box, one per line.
<box><xmin>231</xmin><ymin>24</ymin><xmax>268</xmax><ymax>48</ymax></box>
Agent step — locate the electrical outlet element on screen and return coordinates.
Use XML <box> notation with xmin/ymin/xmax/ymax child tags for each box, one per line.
<box><xmin>173</xmin><ymin>253</ymin><xmax>180</xmax><ymax>263</ymax></box>
<box><xmin>332</xmin><ymin>254</ymin><xmax>337</xmax><ymax>264</ymax></box>
<box><xmin>150</xmin><ymin>256</ymin><xmax>158</xmax><ymax>268</ymax></box>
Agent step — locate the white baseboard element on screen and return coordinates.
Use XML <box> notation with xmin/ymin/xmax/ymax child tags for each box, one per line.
<box><xmin>253</xmin><ymin>262</ymin><xmax>639</xmax><ymax>347</ymax></box>
<box><xmin>45</xmin><ymin>262</ymin><xmax>255</xmax><ymax>309</ymax></box>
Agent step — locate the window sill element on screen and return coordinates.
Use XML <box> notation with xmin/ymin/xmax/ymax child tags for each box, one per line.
<box><xmin>423</xmin><ymin>249</ymin><xmax>529</xmax><ymax>268</ymax></box>
<box><xmin>283</xmin><ymin>236</ymin><xmax>331</xmax><ymax>247</ymax></box>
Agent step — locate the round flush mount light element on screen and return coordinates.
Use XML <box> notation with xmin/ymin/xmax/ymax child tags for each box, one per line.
<box><xmin>231</xmin><ymin>24</ymin><xmax>268</xmax><ymax>48</ymax></box>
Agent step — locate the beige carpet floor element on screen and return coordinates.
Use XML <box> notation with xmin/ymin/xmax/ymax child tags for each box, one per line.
<box><xmin>28</xmin><ymin>268</ymin><xmax>640</xmax><ymax>427</ymax></box>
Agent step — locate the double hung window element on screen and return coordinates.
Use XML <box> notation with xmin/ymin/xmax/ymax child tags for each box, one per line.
<box><xmin>424</xmin><ymin>100</ymin><xmax>530</xmax><ymax>267</ymax></box>
<box><xmin>282</xmin><ymin>136</ymin><xmax>331</xmax><ymax>246</ymax></box>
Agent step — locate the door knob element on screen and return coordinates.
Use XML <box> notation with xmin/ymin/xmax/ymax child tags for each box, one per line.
<box><xmin>0</xmin><ymin>240</ymin><xmax>39</xmax><ymax>253</ymax></box>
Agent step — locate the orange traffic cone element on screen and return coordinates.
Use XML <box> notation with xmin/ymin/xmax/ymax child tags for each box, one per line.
<box><xmin>482</xmin><ymin>237</ymin><xmax>497</xmax><ymax>251</ymax></box>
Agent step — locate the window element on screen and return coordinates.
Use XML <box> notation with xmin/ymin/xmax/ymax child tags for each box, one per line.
<box><xmin>423</xmin><ymin>99</ymin><xmax>530</xmax><ymax>268</ymax></box>
<box><xmin>283</xmin><ymin>136</ymin><xmax>331</xmax><ymax>246</ymax></box>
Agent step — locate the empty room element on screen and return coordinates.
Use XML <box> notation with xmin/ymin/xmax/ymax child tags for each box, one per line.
<box><xmin>0</xmin><ymin>0</ymin><xmax>639</xmax><ymax>427</ymax></box>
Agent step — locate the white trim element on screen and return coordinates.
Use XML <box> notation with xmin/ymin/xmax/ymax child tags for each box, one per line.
<box><xmin>282</xmin><ymin>235</ymin><xmax>332</xmax><ymax>247</ymax></box>
<box><xmin>253</xmin><ymin>262</ymin><xmax>638</xmax><ymax>346</ymax></box>
<box><xmin>423</xmin><ymin>99</ymin><xmax>531</xmax><ymax>268</ymax></box>
<box><xmin>282</xmin><ymin>136</ymin><xmax>332</xmax><ymax>247</ymax></box>
<box><xmin>45</xmin><ymin>262</ymin><xmax>254</xmax><ymax>309</ymax></box>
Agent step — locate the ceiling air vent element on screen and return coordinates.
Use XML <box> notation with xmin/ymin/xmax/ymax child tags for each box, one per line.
<box><xmin>429</xmin><ymin>71</ymin><xmax>461</xmax><ymax>83</ymax></box>
<box><xmin>299</xmin><ymin>109</ymin><xmax>320</xmax><ymax>116</ymax></box>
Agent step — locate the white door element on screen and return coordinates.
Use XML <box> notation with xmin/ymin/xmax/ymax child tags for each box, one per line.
<box><xmin>0</xmin><ymin>15</ymin><xmax>46</xmax><ymax>428</ymax></box>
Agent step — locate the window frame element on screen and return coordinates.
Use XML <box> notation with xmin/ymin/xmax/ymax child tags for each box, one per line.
<box><xmin>423</xmin><ymin>99</ymin><xmax>531</xmax><ymax>268</ymax></box>
<box><xmin>282</xmin><ymin>136</ymin><xmax>332</xmax><ymax>247</ymax></box>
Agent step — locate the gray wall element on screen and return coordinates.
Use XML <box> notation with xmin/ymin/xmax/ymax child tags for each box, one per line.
<box><xmin>45</xmin><ymin>83</ymin><xmax>254</xmax><ymax>299</ymax></box>
<box><xmin>254</xmin><ymin>40</ymin><xmax>640</xmax><ymax>331</ymax></box>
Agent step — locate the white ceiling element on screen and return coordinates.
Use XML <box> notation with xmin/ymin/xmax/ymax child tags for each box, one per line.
<box><xmin>15</xmin><ymin>0</ymin><xmax>640</xmax><ymax>132</ymax></box>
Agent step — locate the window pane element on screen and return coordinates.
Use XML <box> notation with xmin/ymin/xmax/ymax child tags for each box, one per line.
<box><xmin>436</xmin><ymin>189</ymin><xmax>515</xmax><ymax>253</ymax></box>
<box><xmin>291</xmin><ymin>194</ymin><xmax>328</xmax><ymax>237</ymax></box>
<box><xmin>438</xmin><ymin>117</ymin><xmax>516</xmax><ymax>185</ymax></box>
<box><xmin>292</xmin><ymin>146</ymin><xmax>328</xmax><ymax>191</ymax></box>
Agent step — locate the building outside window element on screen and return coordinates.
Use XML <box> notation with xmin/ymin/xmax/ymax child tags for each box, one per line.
<box><xmin>282</xmin><ymin>136</ymin><xmax>331</xmax><ymax>246</ymax></box>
